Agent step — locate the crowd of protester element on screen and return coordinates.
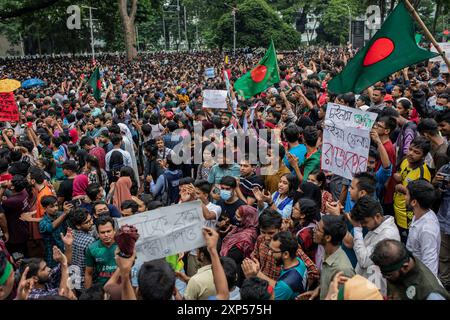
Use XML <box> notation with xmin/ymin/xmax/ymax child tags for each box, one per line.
<box><xmin>0</xmin><ymin>47</ymin><xmax>450</xmax><ymax>300</ymax></box>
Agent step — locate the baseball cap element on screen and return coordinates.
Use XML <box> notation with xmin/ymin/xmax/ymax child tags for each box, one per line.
<box><xmin>383</xmin><ymin>94</ymin><xmax>394</xmax><ymax>102</ymax></box>
<box><xmin>433</xmin><ymin>79</ymin><xmax>446</xmax><ymax>87</ymax></box>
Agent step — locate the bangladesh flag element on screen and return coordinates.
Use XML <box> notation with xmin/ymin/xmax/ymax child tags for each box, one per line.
<box><xmin>234</xmin><ymin>40</ymin><xmax>280</xmax><ymax>99</ymax></box>
<box><xmin>88</xmin><ymin>67</ymin><xmax>102</xmax><ymax>100</ymax></box>
<box><xmin>328</xmin><ymin>2</ymin><xmax>439</xmax><ymax>94</ymax></box>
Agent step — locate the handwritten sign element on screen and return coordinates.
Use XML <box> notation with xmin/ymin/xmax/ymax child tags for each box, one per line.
<box><xmin>0</xmin><ymin>79</ymin><xmax>21</xmax><ymax>93</ymax></box>
<box><xmin>117</xmin><ymin>200</ymin><xmax>205</xmax><ymax>265</ymax></box>
<box><xmin>205</xmin><ymin>67</ymin><xmax>215</xmax><ymax>79</ymax></box>
<box><xmin>202</xmin><ymin>90</ymin><xmax>228</xmax><ymax>109</ymax></box>
<box><xmin>322</xmin><ymin>103</ymin><xmax>377</xmax><ymax>180</ymax></box>
<box><xmin>0</xmin><ymin>92</ymin><xmax>19</xmax><ymax>122</ymax></box>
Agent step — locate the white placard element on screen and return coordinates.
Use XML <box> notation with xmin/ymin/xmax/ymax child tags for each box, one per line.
<box><xmin>117</xmin><ymin>200</ymin><xmax>205</xmax><ymax>264</ymax></box>
<box><xmin>430</xmin><ymin>42</ymin><xmax>450</xmax><ymax>73</ymax></box>
<box><xmin>321</xmin><ymin>103</ymin><xmax>377</xmax><ymax>180</ymax></box>
<box><xmin>202</xmin><ymin>89</ymin><xmax>228</xmax><ymax>109</ymax></box>
<box><xmin>205</xmin><ymin>67</ymin><xmax>215</xmax><ymax>79</ymax></box>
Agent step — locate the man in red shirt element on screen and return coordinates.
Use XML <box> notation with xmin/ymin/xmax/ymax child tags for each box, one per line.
<box><xmin>79</xmin><ymin>136</ymin><xmax>106</xmax><ymax>170</ymax></box>
<box><xmin>373</xmin><ymin>116</ymin><xmax>397</xmax><ymax>216</ymax></box>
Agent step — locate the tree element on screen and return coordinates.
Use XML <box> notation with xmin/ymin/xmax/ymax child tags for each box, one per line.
<box><xmin>216</xmin><ymin>0</ymin><xmax>300</xmax><ymax>50</ymax></box>
<box><xmin>118</xmin><ymin>0</ymin><xmax>138</xmax><ymax>61</ymax></box>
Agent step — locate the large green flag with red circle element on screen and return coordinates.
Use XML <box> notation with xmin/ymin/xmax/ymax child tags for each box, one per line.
<box><xmin>328</xmin><ymin>2</ymin><xmax>439</xmax><ymax>94</ymax></box>
<box><xmin>234</xmin><ymin>40</ymin><xmax>280</xmax><ymax>99</ymax></box>
<box><xmin>88</xmin><ymin>67</ymin><xmax>102</xmax><ymax>100</ymax></box>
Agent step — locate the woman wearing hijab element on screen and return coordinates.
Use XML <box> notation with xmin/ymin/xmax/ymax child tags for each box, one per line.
<box><xmin>111</xmin><ymin>175</ymin><xmax>133</xmax><ymax>210</ymax></box>
<box><xmin>220</xmin><ymin>205</ymin><xmax>258</xmax><ymax>287</ymax></box>
<box><xmin>72</xmin><ymin>174</ymin><xmax>89</xmax><ymax>197</ymax></box>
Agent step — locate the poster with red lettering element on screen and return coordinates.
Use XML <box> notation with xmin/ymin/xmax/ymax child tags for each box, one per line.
<box><xmin>322</xmin><ymin>103</ymin><xmax>377</xmax><ymax>180</ymax></box>
<box><xmin>0</xmin><ymin>92</ymin><xmax>19</xmax><ymax>122</ymax></box>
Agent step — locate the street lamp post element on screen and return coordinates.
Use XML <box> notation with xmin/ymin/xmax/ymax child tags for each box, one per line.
<box><xmin>224</xmin><ymin>3</ymin><xmax>236</xmax><ymax>56</ymax></box>
<box><xmin>344</xmin><ymin>4</ymin><xmax>352</xmax><ymax>46</ymax></box>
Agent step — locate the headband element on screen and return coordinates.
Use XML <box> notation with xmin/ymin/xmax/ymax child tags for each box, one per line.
<box><xmin>0</xmin><ymin>261</ymin><xmax>13</xmax><ymax>286</ymax></box>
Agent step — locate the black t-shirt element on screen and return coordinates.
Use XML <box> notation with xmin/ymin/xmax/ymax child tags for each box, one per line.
<box><xmin>239</xmin><ymin>174</ymin><xmax>264</xmax><ymax>199</ymax></box>
<box><xmin>217</xmin><ymin>198</ymin><xmax>246</xmax><ymax>226</ymax></box>
<box><xmin>57</xmin><ymin>178</ymin><xmax>74</xmax><ymax>202</ymax></box>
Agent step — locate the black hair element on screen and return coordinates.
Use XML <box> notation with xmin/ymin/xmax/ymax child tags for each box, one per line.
<box><xmin>351</xmin><ymin>195</ymin><xmax>384</xmax><ymax>222</ymax></box>
<box><xmin>19</xmin><ymin>257</ymin><xmax>43</xmax><ymax>279</ymax></box>
<box><xmin>267</xmin><ymin>109</ymin><xmax>281</xmax><ymax>123</ymax></box>
<box><xmin>0</xmin><ymin>158</ymin><xmax>8</xmax><ymax>172</ymax></box>
<box><xmin>371</xmin><ymin>239</ymin><xmax>408</xmax><ymax>269</ymax></box>
<box><xmin>194</xmin><ymin>179</ymin><xmax>212</xmax><ymax>194</ymax></box>
<box><xmin>121</xmin><ymin>199</ymin><xmax>139</xmax><ymax>214</ymax></box>
<box><xmin>120</xmin><ymin>166</ymin><xmax>138</xmax><ymax>195</ymax></box>
<box><xmin>308</xmin><ymin>169</ymin><xmax>327</xmax><ymax>190</ymax></box>
<box><xmin>410</xmin><ymin>136</ymin><xmax>431</xmax><ymax>156</ymax></box>
<box><xmin>79</xmin><ymin>136</ymin><xmax>94</xmax><ymax>148</ymax></box>
<box><xmin>41</xmin><ymin>195</ymin><xmax>57</xmax><ymax>208</ymax></box>
<box><xmin>79</xmin><ymin>283</ymin><xmax>105</xmax><ymax>300</ymax></box>
<box><xmin>179</xmin><ymin>177</ymin><xmax>195</xmax><ymax>186</ymax></box>
<box><xmin>86</xmin><ymin>183</ymin><xmax>102</xmax><ymax>201</ymax></box>
<box><xmin>220</xmin><ymin>256</ymin><xmax>238</xmax><ymax>291</ymax></box>
<box><xmin>406</xmin><ymin>179</ymin><xmax>435</xmax><ymax>210</ymax></box>
<box><xmin>220</xmin><ymin>175</ymin><xmax>237</xmax><ymax>188</ymax></box>
<box><xmin>11</xmin><ymin>174</ymin><xmax>28</xmax><ymax>192</ymax></box>
<box><xmin>397</xmin><ymin>99</ymin><xmax>412</xmax><ymax>110</ymax></box>
<box><xmin>373</xmin><ymin>86</ymin><xmax>386</xmax><ymax>95</ymax></box>
<box><xmin>284</xmin><ymin>173</ymin><xmax>300</xmax><ymax>198</ymax></box>
<box><xmin>378</xmin><ymin>116</ymin><xmax>397</xmax><ymax>133</ymax></box>
<box><xmin>417</xmin><ymin>118</ymin><xmax>439</xmax><ymax>136</ymax></box>
<box><xmin>259</xmin><ymin>209</ymin><xmax>282</xmax><ymax>230</ymax></box>
<box><xmin>283</xmin><ymin>125</ymin><xmax>301</xmax><ymax>143</ymax></box>
<box><xmin>62</xmin><ymin>160</ymin><xmax>78</xmax><ymax>172</ymax></box>
<box><xmin>240</xmin><ymin>277</ymin><xmax>271</xmax><ymax>300</ymax></box>
<box><xmin>353</xmin><ymin>172</ymin><xmax>376</xmax><ymax>195</ymax></box>
<box><xmin>95</xmin><ymin>215</ymin><xmax>114</xmax><ymax>231</ymax></box>
<box><xmin>146</xmin><ymin>200</ymin><xmax>164</xmax><ymax>210</ymax></box>
<box><xmin>303</xmin><ymin>126</ymin><xmax>318</xmax><ymax>147</ymax></box>
<box><xmin>138</xmin><ymin>260</ymin><xmax>175</xmax><ymax>300</ymax></box>
<box><xmin>321</xmin><ymin>215</ymin><xmax>347</xmax><ymax>246</ymax></box>
<box><xmin>86</xmin><ymin>155</ymin><xmax>103</xmax><ymax>187</ymax></box>
<box><xmin>111</xmin><ymin>134</ymin><xmax>123</xmax><ymax>146</ymax></box>
<box><xmin>68</xmin><ymin>207</ymin><xmax>90</xmax><ymax>228</ymax></box>
<box><xmin>29</xmin><ymin>166</ymin><xmax>46</xmax><ymax>184</ymax></box>
<box><xmin>272</xmin><ymin>231</ymin><xmax>298</xmax><ymax>258</ymax></box>
<box><xmin>296</xmin><ymin>198</ymin><xmax>320</xmax><ymax>224</ymax></box>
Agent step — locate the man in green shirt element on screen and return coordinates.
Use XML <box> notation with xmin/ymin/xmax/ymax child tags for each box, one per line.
<box><xmin>84</xmin><ymin>216</ymin><xmax>117</xmax><ymax>288</ymax></box>
<box><xmin>299</xmin><ymin>215</ymin><xmax>355</xmax><ymax>300</ymax></box>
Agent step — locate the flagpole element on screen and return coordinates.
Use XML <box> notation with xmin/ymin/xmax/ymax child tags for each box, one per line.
<box><xmin>403</xmin><ymin>0</ymin><xmax>450</xmax><ymax>71</ymax></box>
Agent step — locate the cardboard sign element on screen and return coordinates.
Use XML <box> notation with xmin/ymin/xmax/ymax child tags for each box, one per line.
<box><xmin>321</xmin><ymin>103</ymin><xmax>377</xmax><ymax>180</ymax></box>
<box><xmin>117</xmin><ymin>201</ymin><xmax>205</xmax><ymax>265</ymax></box>
<box><xmin>0</xmin><ymin>92</ymin><xmax>19</xmax><ymax>122</ymax></box>
<box><xmin>202</xmin><ymin>90</ymin><xmax>228</xmax><ymax>109</ymax></box>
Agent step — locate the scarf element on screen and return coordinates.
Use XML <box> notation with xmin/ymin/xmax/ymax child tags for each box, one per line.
<box><xmin>220</xmin><ymin>205</ymin><xmax>258</xmax><ymax>258</ymax></box>
<box><xmin>113</xmin><ymin>176</ymin><xmax>133</xmax><ymax>209</ymax></box>
<box><xmin>72</xmin><ymin>174</ymin><xmax>89</xmax><ymax>197</ymax></box>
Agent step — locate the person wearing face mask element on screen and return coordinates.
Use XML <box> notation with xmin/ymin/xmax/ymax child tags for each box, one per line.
<box><xmin>216</xmin><ymin>176</ymin><xmax>246</xmax><ymax>228</ymax></box>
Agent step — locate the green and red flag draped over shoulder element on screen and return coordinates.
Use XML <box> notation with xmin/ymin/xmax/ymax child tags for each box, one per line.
<box><xmin>234</xmin><ymin>40</ymin><xmax>280</xmax><ymax>99</ymax></box>
<box><xmin>327</xmin><ymin>2</ymin><xmax>439</xmax><ymax>94</ymax></box>
<box><xmin>88</xmin><ymin>67</ymin><xmax>102</xmax><ymax>100</ymax></box>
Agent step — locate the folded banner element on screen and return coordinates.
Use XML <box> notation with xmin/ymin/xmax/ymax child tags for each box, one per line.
<box><xmin>202</xmin><ymin>89</ymin><xmax>228</xmax><ymax>109</ymax></box>
<box><xmin>0</xmin><ymin>79</ymin><xmax>21</xmax><ymax>93</ymax></box>
<box><xmin>0</xmin><ymin>92</ymin><xmax>19</xmax><ymax>122</ymax></box>
<box><xmin>117</xmin><ymin>200</ymin><xmax>205</xmax><ymax>265</ymax></box>
<box><xmin>205</xmin><ymin>67</ymin><xmax>215</xmax><ymax>79</ymax></box>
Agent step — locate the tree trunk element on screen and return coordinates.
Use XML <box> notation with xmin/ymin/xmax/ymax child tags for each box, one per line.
<box><xmin>432</xmin><ymin>0</ymin><xmax>442</xmax><ymax>36</ymax></box>
<box><xmin>118</xmin><ymin>0</ymin><xmax>138</xmax><ymax>61</ymax></box>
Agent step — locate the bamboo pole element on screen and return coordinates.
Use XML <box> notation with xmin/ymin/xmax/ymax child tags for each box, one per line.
<box><xmin>403</xmin><ymin>0</ymin><xmax>450</xmax><ymax>72</ymax></box>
